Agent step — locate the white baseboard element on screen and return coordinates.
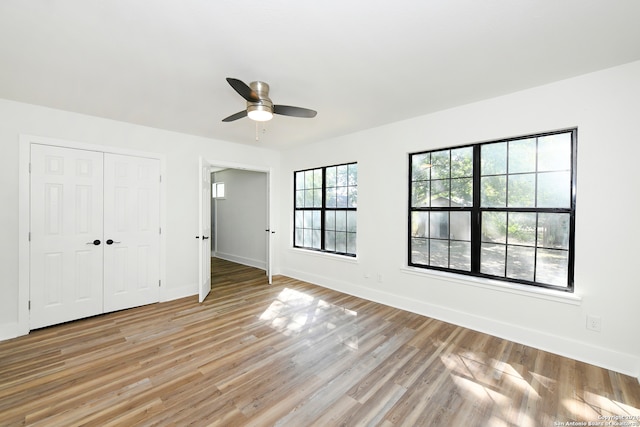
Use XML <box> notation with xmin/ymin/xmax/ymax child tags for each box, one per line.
<box><xmin>0</xmin><ymin>322</ymin><xmax>23</xmax><ymax>342</ymax></box>
<box><xmin>282</xmin><ymin>267</ymin><xmax>640</xmax><ymax>381</ymax></box>
<box><xmin>214</xmin><ymin>252</ymin><xmax>266</xmax><ymax>271</ymax></box>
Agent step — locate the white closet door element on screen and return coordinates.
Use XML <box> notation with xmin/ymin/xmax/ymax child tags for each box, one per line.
<box><xmin>103</xmin><ymin>154</ymin><xmax>160</xmax><ymax>312</ymax></box>
<box><xmin>30</xmin><ymin>144</ymin><xmax>104</xmax><ymax>329</ymax></box>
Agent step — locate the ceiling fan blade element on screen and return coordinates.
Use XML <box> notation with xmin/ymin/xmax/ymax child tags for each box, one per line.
<box><xmin>273</xmin><ymin>105</ymin><xmax>317</xmax><ymax>118</ymax></box>
<box><xmin>222</xmin><ymin>110</ymin><xmax>248</xmax><ymax>122</ymax></box>
<box><xmin>226</xmin><ymin>78</ymin><xmax>260</xmax><ymax>102</ymax></box>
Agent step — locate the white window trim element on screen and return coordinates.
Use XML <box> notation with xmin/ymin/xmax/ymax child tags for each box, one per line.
<box><xmin>400</xmin><ymin>265</ymin><xmax>581</xmax><ymax>306</ymax></box>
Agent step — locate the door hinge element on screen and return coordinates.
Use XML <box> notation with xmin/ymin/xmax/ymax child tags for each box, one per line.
<box><xmin>159</xmin><ymin>227</ymin><xmax>162</xmax><ymax>235</ymax></box>
<box><xmin>159</xmin><ymin>280</ymin><xmax>161</xmax><ymax>287</ymax></box>
<box><xmin>159</xmin><ymin>175</ymin><xmax>162</xmax><ymax>183</ymax></box>
<box><xmin>29</xmin><ymin>163</ymin><xmax>32</xmax><ymax>173</ymax></box>
<box><xmin>28</xmin><ymin>232</ymin><xmax>31</xmax><ymax>242</ymax></box>
<box><xmin>28</xmin><ymin>300</ymin><xmax>31</xmax><ymax>310</ymax></box>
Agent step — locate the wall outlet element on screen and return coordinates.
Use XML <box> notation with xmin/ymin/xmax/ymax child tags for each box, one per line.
<box><xmin>586</xmin><ymin>315</ymin><xmax>602</xmax><ymax>332</ymax></box>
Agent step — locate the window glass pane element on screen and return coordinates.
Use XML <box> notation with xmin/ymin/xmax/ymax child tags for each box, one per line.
<box><xmin>481</xmin><ymin>142</ymin><xmax>507</xmax><ymax>175</ymax></box>
<box><xmin>348</xmin><ymin>187</ymin><xmax>358</xmax><ymax>208</ymax></box>
<box><xmin>296</xmin><ymin>171</ymin><xmax>305</xmax><ymax>190</ymax></box>
<box><xmin>450</xmin><ymin>211</ymin><xmax>470</xmax><ymax>241</ymax></box>
<box><xmin>313</xmin><ymin>169</ymin><xmax>323</xmax><ymax>188</ymax></box>
<box><xmin>431</xmin><ymin>180</ymin><xmax>450</xmax><ymax>207</ymax></box>
<box><xmin>295</xmin><ymin>211</ymin><xmax>304</xmax><ymax>228</ymax></box>
<box><xmin>508</xmin><ymin>138</ymin><xmax>536</xmax><ymax>173</ymax></box>
<box><xmin>451</xmin><ymin>178</ymin><xmax>472</xmax><ymax>206</ymax></box>
<box><xmin>313</xmin><ymin>189</ymin><xmax>322</xmax><ymax>207</ymax></box>
<box><xmin>451</xmin><ymin>147</ymin><xmax>473</xmax><ymax>178</ymax></box>
<box><xmin>337</xmin><ymin>165</ymin><xmax>348</xmax><ymax>186</ymax></box>
<box><xmin>312</xmin><ymin>211</ymin><xmax>321</xmax><ymax>229</ymax></box>
<box><xmin>538</xmin><ymin>133</ymin><xmax>571</xmax><ymax>172</ymax></box>
<box><xmin>326</xmin><ymin>187</ymin><xmax>336</xmax><ymax>208</ymax></box>
<box><xmin>482</xmin><ymin>212</ymin><xmax>507</xmax><ymax>244</ymax></box>
<box><xmin>295</xmin><ymin>228</ymin><xmax>304</xmax><ymax>247</ymax></box>
<box><xmin>430</xmin><ymin>239</ymin><xmax>449</xmax><ymax>268</ymax></box>
<box><xmin>325</xmin><ymin>231</ymin><xmax>336</xmax><ymax>251</ymax></box>
<box><xmin>412</xmin><ymin>153</ymin><xmax>431</xmax><ymax>181</ymax></box>
<box><xmin>347</xmin><ymin>211</ymin><xmax>357</xmax><ymax>232</ymax></box>
<box><xmin>348</xmin><ymin>164</ymin><xmax>358</xmax><ymax>186</ymax></box>
<box><xmin>336</xmin><ymin>186</ymin><xmax>348</xmax><ymax>208</ymax></box>
<box><xmin>506</xmin><ymin>246</ymin><xmax>535</xmax><ymax>281</ymax></box>
<box><xmin>303</xmin><ymin>228</ymin><xmax>312</xmax><ymax>248</ymax></box>
<box><xmin>536</xmin><ymin>249</ymin><xmax>569</xmax><ymax>287</ymax></box>
<box><xmin>296</xmin><ymin>190</ymin><xmax>305</xmax><ymax>207</ymax></box>
<box><xmin>411</xmin><ymin>212</ymin><xmax>429</xmax><ymax>238</ymax></box>
<box><xmin>336</xmin><ymin>232</ymin><xmax>347</xmax><ymax>253</ymax></box>
<box><xmin>481</xmin><ymin>175</ymin><xmax>506</xmax><ymax>207</ymax></box>
<box><xmin>507</xmin><ymin>174</ymin><xmax>535</xmax><ymax>207</ymax></box>
<box><xmin>429</xmin><ymin>212</ymin><xmax>449</xmax><ymax>239</ymax></box>
<box><xmin>450</xmin><ymin>241</ymin><xmax>471</xmax><ymax>271</ymax></box>
<box><xmin>312</xmin><ymin>229</ymin><xmax>321</xmax><ymax>249</ymax></box>
<box><xmin>431</xmin><ymin>150</ymin><xmax>450</xmax><ymax>180</ymax></box>
<box><xmin>538</xmin><ymin>172</ymin><xmax>571</xmax><ymax>208</ymax></box>
<box><xmin>412</xmin><ymin>181</ymin><xmax>430</xmax><ymax>207</ymax></box>
<box><xmin>326</xmin><ymin>166</ymin><xmax>336</xmax><ymax>188</ymax></box>
<box><xmin>537</xmin><ymin>213</ymin><xmax>570</xmax><ymax>249</ymax></box>
<box><xmin>303</xmin><ymin>211</ymin><xmax>313</xmax><ymax>228</ymax></box>
<box><xmin>508</xmin><ymin>212</ymin><xmax>536</xmax><ymax>246</ymax></box>
<box><xmin>305</xmin><ymin>170</ymin><xmax>315</xmax><ymax>189</ymax></box>
<box><xmin>411</xmin><ymin>238</ymin><xmax>429</xmax><ymax>264</ymax></box>
<box><xmin>304</xmin><ymin>189</ymin><xmax>313</xmax><ymax>207</ymax></box>
<box><xmin>335</xmin><ymin>211</ymin><xmax>347</xmax><ymax>231</ymax></box>
<box><xmin>481</xmin><ymin>243</ymin><xmax>506</xmax><ymax>276</ymax></box>
<box><xmin>325</xmin><ymin>211</ymin><xmax>336</xmax><ymax>231</ymax></box>
<box><xmin>347</xmin><ymin>232</ymin><xmax>357</xmax><ymax>254</ymax></box>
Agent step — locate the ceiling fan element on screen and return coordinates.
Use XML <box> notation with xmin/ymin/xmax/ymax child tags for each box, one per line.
<box><xmin>222</xmin><ymin>77</ymin><xmax>317</xmax><ymax>122</ymax></box>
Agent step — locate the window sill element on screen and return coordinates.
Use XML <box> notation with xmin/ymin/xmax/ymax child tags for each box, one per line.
<box><xmin>400</xmin><ymin>266</ymin><xmax>582</xmax><ymax>306</ymax></box>
<box><xmin>288</xmin><ymin>247</ymin><xmax>359</xmax><ymax>264</ymax></box>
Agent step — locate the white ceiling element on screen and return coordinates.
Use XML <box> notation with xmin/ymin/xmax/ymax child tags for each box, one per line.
<box><xmin>1</xmin><ymin>1</ymin><xmax>639</xmax><ymax>150</ymax></box>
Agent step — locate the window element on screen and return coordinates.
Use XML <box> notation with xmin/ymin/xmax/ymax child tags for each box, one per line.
<box><xmin>409</xmin><ymin>129</ymin><xmax>576</xmax><ymax>291</ymax></box>
<box><xmin>212</xmin><ymin>182</ymin><xmax>225</xmax><ymax>199</ymax></box>
<box><xmin>294</xmin><ymin>163</ymin><xmax>357</xmax><ymax>256</ymax></box>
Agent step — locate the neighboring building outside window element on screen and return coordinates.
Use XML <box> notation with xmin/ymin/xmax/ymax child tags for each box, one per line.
<box><xmin>294</xmin><ymin>162</ymin><xmax>357</xmax><ymax>256</ymax></box>
<box><xmin>409</xmin><ymin>129</ymin><xmax>577</xmax><ymax>291</ymax></box>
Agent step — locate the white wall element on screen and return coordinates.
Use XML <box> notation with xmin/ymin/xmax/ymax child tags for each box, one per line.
<box><xmin>279</xmin><ymin>60</ymin><xmax>640</xmax><ymax>379</ymax></box>
<box><xmin>213</xmin><ymin>168</ymin><xmax>268</xmax><ymax>269</ymax></box>
<box><xmin>0</xmin><ymin>98</ymin><xmax>281</xmax><ymax>339</ymax></box>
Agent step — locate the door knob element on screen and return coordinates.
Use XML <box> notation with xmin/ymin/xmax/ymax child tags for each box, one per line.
<box><xmin>106</xmin><ymin>239</ymin><xmax>121</xmax><ymax>245</ymax></box>
<box><xmin>86</xmin><ymin>239</ymin><xmax>101</xmax><ymax>245</ymax></box>
<box><xmin>202</xmin><ymin>236</ymin><xmax>209</xmax><ymax>240</ymax></box>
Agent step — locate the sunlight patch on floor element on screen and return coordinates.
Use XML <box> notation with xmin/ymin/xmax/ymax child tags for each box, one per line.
<box><xmin>259</xmin><ymin>288</ymin><xmax>359</xmax><ymax>349</ymax></box>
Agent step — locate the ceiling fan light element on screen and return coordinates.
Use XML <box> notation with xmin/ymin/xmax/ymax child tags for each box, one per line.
<box><xmin>247</xmin><ymin>104</ymin><xmax>273</xmax><ymax>121</ymax></box>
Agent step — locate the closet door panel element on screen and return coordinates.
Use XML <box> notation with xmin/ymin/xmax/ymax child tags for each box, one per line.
<box><xmin>103</xmin><ymin>154</ymin><xmax>160</xmax><ymax>312</ymax></box>
<box><xmin>30</xmin><ymin>145</ymin><xmax>104</xmax><ymax>329</ymax></box>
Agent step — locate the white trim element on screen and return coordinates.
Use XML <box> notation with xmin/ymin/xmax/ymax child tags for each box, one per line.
<box><xmin>288</xmin><ymin>247</ymin><xmax>359</xmax><ymax>264</ymax></box>
<box><xmin>400</xmin><ymin>266</ymin><xmax>582</xmax><ymax>306</ymax></box>
<box><xmin>18</xmin><ymin>134</ymin><xmax>167</xmax><ymax>337</ymax></box>
<box><xmin>203</xmin><ymin>158</ymin><xmax>273</xmax><ymax>283</ymax></box>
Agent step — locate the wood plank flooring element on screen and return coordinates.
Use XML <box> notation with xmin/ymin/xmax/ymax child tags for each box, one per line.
<box><xmin>1</xmin><ymin>258</ymin><xmax>639</xmax><ymax>426</ymax></box>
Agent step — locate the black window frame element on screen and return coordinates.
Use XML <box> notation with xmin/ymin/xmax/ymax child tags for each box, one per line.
<box><xmin>294</xmin><ymin>162</ymin><xmax>358</xmax><ymax>257</ymax></box>
<box><xmin>408</xmin><ymin>128</ymin><xmax>577</xmax><ymax>292</ymax></box>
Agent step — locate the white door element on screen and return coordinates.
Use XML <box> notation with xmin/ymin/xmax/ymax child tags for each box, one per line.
<box><xmin>30</xmin><ymin>144</ymin><xmax>104</xmax><ymax>329</ymax></box>
<box><xmin>198</xmin><ymin>157</ymin><xmax>212</xmax><ymax>303</ymax></box>
<box><xmin>266</xmin><ymin>173</ymin><xmax>273</xmax><ymax>285</ymax></box>
<box><xmin>103</xmin><ymin>154</ymin><xmax>161</xmax><ymax>312</ymax></box>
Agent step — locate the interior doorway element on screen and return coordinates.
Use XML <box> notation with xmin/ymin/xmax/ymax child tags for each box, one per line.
<box><xmin>198</xmin><ymin>159</ymin><xmax>273</xmax><ymax>304</ymax></box>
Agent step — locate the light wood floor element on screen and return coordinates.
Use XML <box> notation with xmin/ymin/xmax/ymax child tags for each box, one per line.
<box><xmin>1</xmin><ymin>259</ymin><xmax>639</xmax><ymax>426</ymax></box>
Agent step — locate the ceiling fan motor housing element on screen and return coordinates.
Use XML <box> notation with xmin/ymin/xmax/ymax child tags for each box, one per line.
<box><xmin>247</xmin><ymin>81</ymin><xmax>273</xmax><ymax>115</ymax></box>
